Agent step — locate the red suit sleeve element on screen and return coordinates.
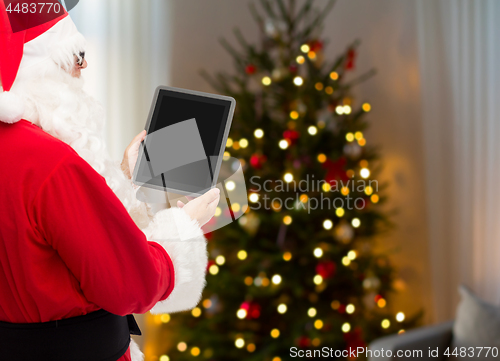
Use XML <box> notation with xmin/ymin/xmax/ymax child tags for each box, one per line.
<box><xmin>31</xmin><ymin>153</ymin><xmax>175</xmax><ymax>316</ymax></box>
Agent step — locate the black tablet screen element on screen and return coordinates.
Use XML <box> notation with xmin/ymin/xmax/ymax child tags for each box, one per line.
<box><xmin>135</xmin><ymin>88</ymin><xmax>232</xmax><ymax>194</ymax></box>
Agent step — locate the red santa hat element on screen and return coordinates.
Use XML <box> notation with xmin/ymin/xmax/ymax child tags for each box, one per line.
<box><xmin>0</xmin><ymin>0</ymin><xmax>86</xmax><ymax>124</ymax></box>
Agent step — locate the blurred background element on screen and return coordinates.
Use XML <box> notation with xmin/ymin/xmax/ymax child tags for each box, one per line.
<box><xmin>69</xmin><ymin>0</ymin><xmax>500</xmax><ymax>359</ymax></box>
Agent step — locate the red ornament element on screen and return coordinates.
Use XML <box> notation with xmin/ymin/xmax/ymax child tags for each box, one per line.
<box><xmin>250</xmin><ymin>154</ymin><xmax>267</xmax><ymax>169</ymax></box>
<box><xmin>374</xmin><ymin>294</ymin><xmax>383</xmax><ymax>303</ymax></box>
<box><xmin>297</xmin><ymin>336</ymin><xmax>311</xmax><ymax>348</ymax></box>
<box><xmin>239</xmin><ymin>301</ymin><xmax>260</xmax><ymax>319</ymax></box>
<box><xmin>309</xmin><ymin>39</ymin><xmax>324</xmax><ymax>52</ymax></box>
<box><xmin>323</xmin><ymin>156</ymin><xmax>349</xmax><ymax>183</ymax></box>
<box><xmin>283</xmin><ymin>130</ymin><xmax>300</xmax><ymax>145</ymax></box>
<box><xmin>337</xmin><ymin>304</ymin><xmax>346</xmax><ymax>314</ymax></box>
<box><xmin>344</xmin><ymin>327</ymin><xmax>366</xmax><ymax>360</ymax></box>
<box><xmin>206</xmin><ymin>260</ymin><xmax>215</xmax><ymax>272</ymax></box>
<box><xmin>316</xmin><ymin>261</ymin><xmax>336</xmax><ymax>279</ymax></box>
<box><xmin>345</xmin><ymin>48</ymin><xmax>357</xmax><ymax>70</ymax></box>
<box><xmin>245</xmin><ymin>64</ymin><xmax>257</xmax><ymax>75</ymax></box>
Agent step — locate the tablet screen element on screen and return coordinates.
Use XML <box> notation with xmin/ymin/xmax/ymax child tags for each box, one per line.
<box><xmin>134</xmin><ymin>88</ymin><xmax>233</xmax><ymax>194</ymax></box>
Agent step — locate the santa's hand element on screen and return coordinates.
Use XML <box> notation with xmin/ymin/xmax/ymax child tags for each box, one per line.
<box><xmin>178</xmin><ymin>188</ymin><xmax>220</xmax><ymax>227</ymax></box>
<box><xmin>121</xmin><ymin>130</ymin><xmax>147</xmax><ymax>180</ymax></box>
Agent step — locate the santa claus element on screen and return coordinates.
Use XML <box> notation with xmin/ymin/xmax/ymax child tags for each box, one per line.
<box><xmin>0</xmin><ymin>2</ymin><xmax>219</xmax><ymax>361</ymax></box>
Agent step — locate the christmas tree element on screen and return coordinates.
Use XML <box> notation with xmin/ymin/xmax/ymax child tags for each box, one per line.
<box><xmin>148</xmin><ymin>1</ymin><xmax>420</xmax><ymax>360</ymax></box>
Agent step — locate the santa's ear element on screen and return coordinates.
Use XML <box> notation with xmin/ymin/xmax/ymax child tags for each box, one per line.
<box><xmin>0</xmin><ymin>90</ymin><xmax>25</xmax><ymax>124</ymax></box>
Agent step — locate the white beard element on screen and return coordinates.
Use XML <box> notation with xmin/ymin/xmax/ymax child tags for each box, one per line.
<box><xmin>11</xmin><ymin>60</ymin><xmax>152</xmax><ymax>229</ymax></box>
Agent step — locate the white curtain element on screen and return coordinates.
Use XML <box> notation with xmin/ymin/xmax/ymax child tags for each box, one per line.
<box><xmin>70</xmin><ymin>0</ymin><xmax>172</xmax><ymax>159</ymax></box>
<box><xmin>417</xmin><ymin>0</ymin><xmax>500</xmax><ymax>322</ymax></box>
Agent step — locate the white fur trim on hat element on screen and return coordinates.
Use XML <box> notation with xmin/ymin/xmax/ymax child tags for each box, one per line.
<box><xmin>20</xmin><ymin>16</ymin><xmax>86</xmax><ymax>72</ymax></box>
<box><xmin>143</xmin><ymin>207</ymin><xmax>208</xmax><ymax>314</ymax></box>
<box><xmin>0</xmin><ymin>90</ymin><xmax>25</xmax><ymax>124</ymax></box>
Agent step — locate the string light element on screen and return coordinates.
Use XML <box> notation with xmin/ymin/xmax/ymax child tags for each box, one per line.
<box><xmin>209</xmin><ymin>264</ymin><xmax>219</xmax><ymax>275</ymax></box>
<box><xmin>202</xmin><ymin>299</ymin><xmax>212</xmax><ymax>308</ymax></box>
<box><xmin>359</xmin><ymin>159</ymin><xmax>369</xmax><ymax>168</ymax></box>
<box><xmin>270</xmin><ymin>329</ymin><xmax>280</xmax><ymax>338</ymax></box>
<box><xmin>247</xmin><ymin>344</ymin><xmax>256</xmax><ymax>352</ymax></box>
<box><xmin>237</xmin><ymin>250</ymin><xmax>247</xmax><ymax>260</ymax></box>
<box><xmin>300</xmin><ymin>44</ymin><xmax>310</xmax><ymax>53</ymax></box>
<box><xmin>365</xmin><ymin>186</ymin><xmax>373</xmax><ymax>195</ymax></box>
<box><xmin>290</xmin><ymin>110</ymin><xmax>299</xmax><ymax>119</ymax></box>
<box><xmin>317</xmin><ymin>153</ymin><xmax>327</xmax><ymax>163</ymax></box>
<box><xmin>308</xmin><ymin>51</ymin><xmax>316</xmax><ymax>59</ymax></box>
<box><xmin>214</xmin><ymin>207</ymin><xmax>222</xmax><ymax>217</ymax></box>
<box><xmin>232</xmin><ymin>203</ymin><xmax>241</xmax><ymax>212</ymax></box>
<box><xmin>362</xmin><ymin>103</ymin><xmax>371</xmax><ymax>112</ymax></box>
<box><xmin>239</xmin><ymin>138</ymin><xmax>248</xmax><ymax>148</ymax></box>
<box><xmin>272</xmin><ymin>274</ymin><xmax>282</xmax><ymax>284</ymax></box>
<box><xmin>341</xmin><ymin>186</ymin><xmax>349</xmax><ymax>196</ymax></box>
<box><xmin>314</xmin><ymin>319</ymin><xmax>323</xmax><ymax>329</ymax></box>
<box><xmin>322</xmin><ymin>183</ymin><xmax>331</xmax><ymax>192</ymax></box>
<box><xmin>331</xmin><ymin>300</ymin><xmax>340</xmax><ymax>310</ymax></box>
<box><xmin>160</xmin><ymin>314</ymin><xmax>170</xmax><ymax>323</ymax></box>
<box><xmin>235</xmin><ymin>338</ymin><xmax>245</xmax><ymax>348</ymax></box>
<box><xmin>371</xmin><ymin>194</ymin><xmax>380</xmax><ymax>203</ymax></box>
<box><xmin>345</xmin><ymin>132</ymin><xmax>354</xmax><ymax>142</ymax></box>
<box><xmin>342</xmin><ymin>323</ymin><xmax>351</xmax><ymax>333</ymax></box>
<box><xmin>351</xmin><ymin>218</ymin><xmax>361</xmax><ymax>228</ymax></box>
<box><xmin>347</xmin><ymin>250</ymin><xmax>357</xmax><ymax>260</ymax></box>
<box><xmin>192</xmin><ymin>307</ymin><xmax>202</xmax><ymax>317</ymax></box>
<box><xmin>237</xmin><ymin>309</ymin><xmax>247</xmax><ymax>319</ymax></box>
<box><xmin>313</xmin><ymin>247</ymin><xmax>323</xmax><ymax>258</ymax></box>
<box><xmin>330</xmin><ymin>71</ymin><xmax>339</xmax><ymax>80</ymax></box>
<box><xmin>325</xmin><ymin>86</ymin><xmax>333</xmax><ymax>94</ymax></box>
<box><xmin>360</xmin><ymin>168</ymin><xmax>370</xmax><ymax>179</ymax></box>
<box><xmin>249</xmin><ymin>193</ymin><xmax>259</xmax><ymax>203</ymax></box>
<box><xmin>272</xmin><ymin>357</ymin><xmax>281</xmax><ymax>361</ymax></box>
<box><xmin>296</xmin><ymin>55</ymin><xmax>305</xmax><ymax>64</ymax></box>
<box><xmin>318</xmin><ymin>120</ymin><xmax>326</xmax><ymax>128</ymax></box>
<box><xmin>262</xmin><ymin>76</ymin><xmax>271</xmax><ymax>86</ymax></box>
<box><xmin>323</xmin><ymin>219</ymin><xmax>333</xmax><ymax>230</ymax></box>
<box><xmin>226</xmin><ymin>180</ymin><xmax>236</xmax><ymax>191</ymax></box>
<box><xmin>346</xmin><ymin>304</ymin><xmax>355</xmax><ymax>314</ymax></box>
<box><xmin>312</xmin><ymin>338</ymin><xmax>321</xmax><ymax>347</ymax></box>
<box><xmin>191</xmin><ymin>347</ymin><xmax>200</xmax><ymax>356</ymax></box>
<box><xmin>315</xmin><ymin>82</ymin><xmax>324</xmax><ymax>91</ymax></box>
<box><xmin>343</xmin><ymin>105</ymin><xmax>352</xmax><ymax>114</ymax></box>
<box><xmin>277</xmin><ymin>304</ymin><xmax>287</xmax><ymax>314</ymax></box>
<box><xmin>178</xmin><ymin>342</ymin><xmax>187</xmax><ymax>352</ymax></box>
<box><xmin>300</xmin><ymin>194</ymin><xmax>308</xmax><ymax>203</ymax></box>
<box><xmin>398</xmin><ymin>329</ymin><xmax>405</xmax><ymax>334</ymax></box>
<box><xmin>284</xmin><ymin>173</ymin><xmax>294</xmax><ymax>183</ymax></box>
<box><xmin>313</xmin><ymin>275</ymin><xmax>323</xmax><ymax>285</ymax></box>
<box><xmin>254</xmin><ymin>128</ymin><xmax>264</xmax><ymax>138</ymax></box>
<box><xmin>226</xmin><ymin>138</ymin><xmax>233</xmax><ymax>147</ymax></box>
<box><xmin>335</xmin><ymin>208</ymin><xmax>345</xmax><ymax>217</ymax></box>
<box><xmin>342</xmin><ymin>257</ymin><xmax>351</xmax><ymax>266</ymax></box>
<box><xmin>308</xmin><ymin>126</ymin><xmax>318</xmax><ymax>135</ymax></box>
<box><xmin>159</xmin><ymin>356</ymin><xmax>169</xmax><ymax>361</ymax></box>
<box><xmin>261</xmin><ymin>277</ymin><xmax>270</xmax><ymax>286</ymax></box>
<box><xmin>279</xmin><ymin>139</ymin><xmax>289</xmax><ymax>149</ymax></box>
<box><xmin>216</xmin><ymin>255</ymin><xmax>225</xmax><ymax>265</ymax></box>
<box><xmin>396</xmin><ymin>312</ymin><xmax>405</xmax><ymax>322</ymax></box>
<box><xmin>244</xmin><ymin>276</ymin><xmax>253</xmax><ymax>286</ymax></box>
<box><xmin>354</xmin><ymin>131</ymin><xmax>363</xmax><ymax>140</ymax></box>
<box><xmin>308</xmin><ymin>307</ymin><xmax>317</xmax><ymax>317</ymax></box>
<box><xmin>283</xmin><ymin>251</ymin><xmax>292</xmax><ymax>261</ymax></box>
<box><xmin>336</xmin><ymin>105</ymin><xmax>344</xmax><ymax>115</ymax></box>
<box><xmin>223</xmin><ymin>151</ymin><xmax>230</xmax><ymax>161</ymax></box>
<box><xmin>293</xmin><ymin>76</ymin><xmax>304</xmax><ymax>86</ymax></box>
<box><xmin>358</xmin><ymin>138</ymin><xmax>366</xmax><ymax>146</ymax></box>
<box><xmin>377</xmin><ymin>298</ymin><xmax>387</xmax><ymax>308</ymax></box>
<box><xmin>233</xmin><ymin>141</ymin><xmax>240</xmax><ymax>150</ymax></box>
<box><xmin>381</xmin><ymin>319</ymin><xmax>391</xmax><ymax>329</ymax></box>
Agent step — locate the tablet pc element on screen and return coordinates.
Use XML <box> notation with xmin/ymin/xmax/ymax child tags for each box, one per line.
<box><xmin>132</xmin><ymin>85</ymin><xmax>236</xmax><ymax>196</ymax></box>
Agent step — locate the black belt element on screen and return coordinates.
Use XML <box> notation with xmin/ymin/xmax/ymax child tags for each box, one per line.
<box><xmin>0</xmin><ymin>309</ymin><xmax>142</xmax><ymax>361</ymax></box>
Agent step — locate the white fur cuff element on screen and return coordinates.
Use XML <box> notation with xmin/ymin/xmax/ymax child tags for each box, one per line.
<box><xmin>144</xmin><ymin>207</ymin><xmax>208</xmax><ymax>314</ymax></box>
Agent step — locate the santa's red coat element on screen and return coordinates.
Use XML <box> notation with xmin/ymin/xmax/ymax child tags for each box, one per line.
<box><xmin>0</xmin><ymin>120</ymin><xmax>177</xmax><ymax>360</ymax></box>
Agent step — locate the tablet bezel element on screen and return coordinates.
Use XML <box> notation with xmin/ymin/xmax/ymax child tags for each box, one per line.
<box><xmin>132</xmin><ymin>85</ymin><xmax>236</xmax><ymax>196</ymax></box>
